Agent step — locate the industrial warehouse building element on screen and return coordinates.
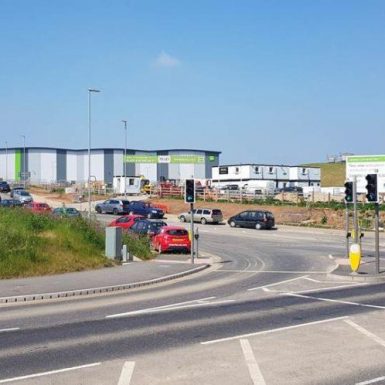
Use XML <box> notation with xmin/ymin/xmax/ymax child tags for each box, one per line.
<box><xmin>0</xmin><ymin>147</ymin><xmax>220</xmax><ymax>185</ymax></box>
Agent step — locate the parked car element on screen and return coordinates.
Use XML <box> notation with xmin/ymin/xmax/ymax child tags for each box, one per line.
<box><xmin>13</xmin><ymin>190</ymin><xmax>33</xmax><ymax>204</ymax></box>
<box><xmin>108</xmin><ymin>214</ymin><xmax>144</xmax><ymax>230</ymax></box>
<box><xmin>228</xmin><ymin>210</ymin><xmax>275</xmax><ymax>230</ymax></box>
<box><xmin>0</xmin><ymin>199</ymin><xmax>23</xmax><ymax>208</ymax></box>
<box><xmin>126</xmin><ymin>201</ymin><xmax>164</xmax><ymax>219</ymax></box>
<box><xmin>152</xmin><ymin>226</ymin><xmax>191</xmax><ymax>253</ymax></box>
<box><xmin>25</xmin><ymin>202</ymin><xmax>52</xmax><ymax>213</ymax></box>
<box><xmin>129</xmin><ymin>219</ymin><xmax>167</xmax><ymax>236</ymax></box>
<box><xmin>52</xmin><ymin>207</ymin><xmax>81</xmax><ymax>218</ymax></box>
<box><xmin>178</xmin><ymin>208</ymin><xmax>223</xmax><ymax>224</ymax></box>
<box><xmin>0</xmin><ymin>181</ymin><xmax>11</xmax><ymax>193</ymax></box>
<box><xmin>10</xmin><ymin>186</ymin><xmax>25</xmax><ymax>198</ymax></box>
<box><xmin>95</xmin><ymin>199</ymin><xmax>130</xmax><ymax>215</ymax></box>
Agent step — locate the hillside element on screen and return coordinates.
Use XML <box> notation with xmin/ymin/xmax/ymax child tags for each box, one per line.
<box><xmin>303</xmin><ymin>162</ymin><xmax>346</xmax><ymax>187</ymax></box>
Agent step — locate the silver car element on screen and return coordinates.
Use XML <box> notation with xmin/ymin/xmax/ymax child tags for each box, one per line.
<box><xmin>13</xmin><ymin>190</ymin><xmax>33</xmax><ymax>204</ymax></box>
<box><xmin>178</xmin><ymin>208</ymin><xmax>223</xmax><ymax>224</ymax></box>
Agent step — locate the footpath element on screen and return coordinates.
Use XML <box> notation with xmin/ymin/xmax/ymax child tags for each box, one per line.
<box><xmin>0</xmin><ymin>254</ymin><xmax>212</xmax><ymax>304</ymax></box>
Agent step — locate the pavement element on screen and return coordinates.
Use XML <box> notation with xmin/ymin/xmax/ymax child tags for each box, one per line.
<box><xmin>0</xmin><ymin>254</ymin><xmax>212</xmax><ymax>304</ymax></box>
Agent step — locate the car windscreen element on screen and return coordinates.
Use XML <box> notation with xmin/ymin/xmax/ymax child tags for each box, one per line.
<box><xmin>167</xmin><ymin>229</ymin><xmax>188</xmax><ymax>236</ymax></box>
<box><xmin>149</xmin><ymin>222</ymin><xmax>166</xmax><ymax>230</ymax></box>
<box><xmin>19</xmin><ymin>191</ymin><xmax>30</xmax><ymax>196</ymax></box>
<box><xmin>265</xmin><ymin>212</ymin><xmax>274</xmax><ymax>219</ymax></box>
<box><xmin>212</xmin><ymin>210</ymin><xmax>222</xmax><ymax>215</ymax></box>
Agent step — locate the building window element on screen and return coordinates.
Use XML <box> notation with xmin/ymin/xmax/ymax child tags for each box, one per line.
<box><xmin>235</xmin><ymin>167</ymin><xmax>240</xmax><ymax>174</ymax></box>
<box><xmin>302</xmin><ymin>168</ymin><xmax>307</xmax><ymax>175</ymax></box>
<box><xmin>254</xmin><ymin>166</ymin><xmax>259</xmax><ymax>174</ymax></box>
<box><xmin>219</xmin><ymin>166</ymin><xmax>228</xmax><ymax>175</ymax></box>
<box><xmin>269</xmin><ymin>167</ymin><xmax>274</xmax><ymax>174</ymax></box>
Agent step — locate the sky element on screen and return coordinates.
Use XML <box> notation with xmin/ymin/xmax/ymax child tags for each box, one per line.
<box><xmin>1</xmin><ymin>0</ymin><xmax>385</xmax><ymax>165</ymax></box>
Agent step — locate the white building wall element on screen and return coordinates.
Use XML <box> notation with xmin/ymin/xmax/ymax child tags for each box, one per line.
<box><xmin>91</xmin><ymin>151</ymin><xmax>104</xmax><ymax>182</ymax></box>
<box><xmin>28</xmin><ymin>150</ymin><xmax>41</xmax><ymax>183</ymax></box>
<box><xmin>0</xmin><ymin>151</ymin><xmax>16</xmax><ymax>181</ymax></box>
<box><xmin>77</xmin><ymin>152</ymin><xmax>86</xmax><ymax>182</ymax></box>
<box><xmin>66</xmin><ymin>151</ymin><xmax>78</xmax><ymax>182</ymax></box>
<box><xmin>114</xmin><ymin>151</ymin><xmax>123</xmax><ymax>177</ymax></box>
<box><xmin>40</xmin><ymin>150</ymin><xmax>57</xmax><ymax>183</ymax></box>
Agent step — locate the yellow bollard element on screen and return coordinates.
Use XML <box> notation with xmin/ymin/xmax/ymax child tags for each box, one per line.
<box><xmin>349</xmin><ymin>243</ymin><xmax>361</xmax><ymax>272</ymax></box>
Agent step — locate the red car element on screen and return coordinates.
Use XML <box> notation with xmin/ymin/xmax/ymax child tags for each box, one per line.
<box><xmin>25</xmin><ymin>202</ymin><xmax>52</xmax><ymax>213</ymax></box>
<box><xmin>108</xmin><ymin>214</ymin><xmax>144</xmax><ymax>230</ymax></box>
<box><xmin>152</xmin><ymin>226</ymin><xmax>191</xmax><ymax>254</ymax></box>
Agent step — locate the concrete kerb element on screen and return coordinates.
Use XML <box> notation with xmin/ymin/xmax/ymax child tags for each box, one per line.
<box><xmin>0</xmin><ymin>264</ymin><xmax>209</xmax><ymax>304</ymax></box>
<box><xmin>327</xmin><ymin>257</ymin><xmax>385</xmax><ymax>283</ymax></box>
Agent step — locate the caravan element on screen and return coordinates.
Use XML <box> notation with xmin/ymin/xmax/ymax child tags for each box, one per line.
<box><xmin>241</xmin><ymin>180</ymin><xmax>275</xmax><ymax>196</ymax></box>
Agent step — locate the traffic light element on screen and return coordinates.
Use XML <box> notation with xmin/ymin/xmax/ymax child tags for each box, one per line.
<box><xmin>365</xmin><ymin>174</ymin><xmax>378</xmax><ymax>203</ymax></box>
<box><xmin>185</xmin><ymin>179</ymin><xmax>195</xmax><ymax>203</ymax></box>
<box><xmin>344</xmin><ymin>181</ymin><xmax>353</xmax><ymax>203</ymax></box>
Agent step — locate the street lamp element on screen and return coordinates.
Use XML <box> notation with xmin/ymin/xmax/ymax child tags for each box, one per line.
<box><xmin>121</xmin><ymin>120</ymin><xmax>127</xmax><ymax>198</ymax></box>
<box><xmin>5</xmin><ymin>141</ymin><xmax>8</xmax><ymax>181</ymax></box>
<box><xmin>21</xmin><ymin>135</ymin><xmax>26</xmax><ymax>188</ymax></box>
<box><xmin>88</xmin><ymin>88</ymin><xmax>101</xmax><ymax>220</ymax></box>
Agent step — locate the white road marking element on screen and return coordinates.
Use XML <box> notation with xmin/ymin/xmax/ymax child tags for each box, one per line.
<box><xmin>0</xmin><ymin>328</ymin><xmax>19</xmax><ymax>333</ymax></box>
<box><xmin>117</xmin><ymin>361</ymin><xmax>135</xmax><ymax>385</ymax></box>
<box><xmin>201</xmin><ymin>316</ymin><xmax>348</xmax><ymax>345</ymax></box>
<box><xmin>106</xmin><ymin>299</ymin><xmax>234</xmax><ymax>319</ymax></box>
<box><xmin>0</xmin><ymin>362</ymin><xmax>101</xmax><ymax>383</ymax></box>
<box><xmin>221</xmin><ymin>270</ymin><xmax>327</xmax><ymax>274</ymax></box>
<box><xmin>240</xmin><ymin>339</ymin><xmax>266</xmax><ymax>385</ymax></box>
<box><xmin>345</xmin><ymin>320</ymin><xmax>385</xmax><ymax>348</ymax></box>
<box><xmin>291</xmin><ymin>282</ymin><xmax>367</xmax><ymax>294</ymax></box>
<box><xmin>356</xmin><ymin>375</ymin><xmax>385</xmax><ymax>385</ymax></box>
<box><xmin>247</xmin><ymin>275</ymin><xmax>308</xmax><ymax>291</ymax></box>
<box><xmin>285</xmin><ymin>292</ymin><xmax>385</xmax><ymax>310</ymax></box>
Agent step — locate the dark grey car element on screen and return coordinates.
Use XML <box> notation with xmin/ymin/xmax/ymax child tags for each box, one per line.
<box><xmin>228</xmin><ymin>210</ymin><xmax>275</xmax><ymax>230</ymax></box>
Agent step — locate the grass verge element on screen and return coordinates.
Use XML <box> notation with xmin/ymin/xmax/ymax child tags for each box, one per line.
<box><xmin>0</xmin><ymin>208</ymin><xmax>153</xmax><ymax>279</ymax></box>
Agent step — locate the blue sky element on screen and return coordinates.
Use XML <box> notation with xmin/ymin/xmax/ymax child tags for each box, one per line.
<box><xmin>1</xmin><ymin>0</ymin><xmax>385</xmax><ymax>165</ymax></box>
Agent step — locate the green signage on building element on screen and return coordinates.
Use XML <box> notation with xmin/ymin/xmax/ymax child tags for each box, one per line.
<box><xmin>170</xmin><ymin>155</ymin><xmax>205</xmax><ymax>164</ymax></box>
<box><xmin>125</xmin><ymin>155</ymin><xmax>158</xmax><ymax>163</ymax></box>
<box><xmin>124</xmin><ymin>154</ymin><xmax>206</xmax><ymax>164</ymax></box>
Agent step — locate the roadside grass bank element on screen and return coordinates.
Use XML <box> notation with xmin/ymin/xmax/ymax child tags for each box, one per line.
<box><xmin>0</xmin><ymin>209</ymin><xmax>152</xmax><ymax>279</ymax></box>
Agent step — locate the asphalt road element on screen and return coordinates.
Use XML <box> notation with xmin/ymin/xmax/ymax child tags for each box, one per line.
<box><xmin>1</xmin><ymin>212</ymin><xmax>385</xmax><ymax>384</ymax></box>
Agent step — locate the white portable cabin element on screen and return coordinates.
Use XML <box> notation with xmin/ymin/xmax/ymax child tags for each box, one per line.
<box><xmin>113</xmin><ymin>176</ymin><xmax>142</xmax><ymax>195</ymax></box>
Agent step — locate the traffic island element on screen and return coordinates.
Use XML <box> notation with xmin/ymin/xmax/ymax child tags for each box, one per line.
<box><xmin>328</xmin><ymin>256</ymin><xmax>385</xmax><ymax>283</ymax></box>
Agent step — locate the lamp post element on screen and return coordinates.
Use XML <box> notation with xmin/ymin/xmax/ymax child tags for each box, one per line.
<box><xmin>88</xmin><ymin>88</ymin><xmax>101</xmax><ymax>220</ymax></box>
<box><xmin>21</xmin><ymin>135</ymin><xmax>26</xmax><ymax>188</ymax></box>
<box><xmin>5</xmin><ymin>141</ymin><xmax>8</xmax><ymax>181</ymax></box>
<box><xmin>121</xmin><ymin>120</ymin><xmax>127</xmax><ymax>198</ymax></box>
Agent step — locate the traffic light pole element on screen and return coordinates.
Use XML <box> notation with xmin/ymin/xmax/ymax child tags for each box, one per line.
<box><xmin>190</xmin><ymin>203</ymin><xmax>195</xmax><ymax>265</ymax></box>
<box><xmin>345</xmin><ymin>202</ymin><xmax>350</xmax><ymax>259</ymax></box>
<box><xmin>375</xmin><ymin>203</ymin><xmax>380</xmax><ymax>274</ymax></box>
<box><xmin>353</xmin><ymin>178</ymin><xmax>359</xmax><ymax>244</ymax></box>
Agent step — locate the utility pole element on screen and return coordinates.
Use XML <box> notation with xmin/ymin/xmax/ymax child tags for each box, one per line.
<box><xmin>121</xmin><ymin>120</ymin><xmax>127</xmax><ymax>198</ymax></box>
<box><xmin>5</xmin><ymin>141</ymin><xmax>8</xmax><ymax>181</ymax></box>
<box><xmin>88</xmin><ymin>88</ymin><xmax>101</xmax><ymax>221</ymax></box>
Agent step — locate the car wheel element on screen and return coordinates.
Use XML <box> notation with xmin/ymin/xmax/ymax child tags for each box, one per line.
<box><xmin>113</xmin><ymin>208</ymin><xmax>119</xmax><ymax>215</ymax></box>
<box><xmin>229</xmin><ymin>221</ymin><xmax>236</xmax><ymax>228</ymax></box>
<box><xmin>255</xmin><ymin>223</ymin><xmax>262</xmax><ymax>230</ymax></box>
<box><xmin>180</xmin><ymin>216</ymin><xmax>186</xmax><ymax>222</ymax></box>
<box><xmin>200</xmin><ymin>217</ymin><xmax>207</xmax><ymax>225</ymax></box>
<box><xmin>96</xmin><ymin>207</ymin><xmax>101</xmax><ymax>214</ymax></box>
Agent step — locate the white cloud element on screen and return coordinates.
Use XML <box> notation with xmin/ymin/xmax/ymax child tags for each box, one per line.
<box><xmin>154</xmin><ymin>51</ymin><xmax>181</xmax><ymax>68</ymax></box>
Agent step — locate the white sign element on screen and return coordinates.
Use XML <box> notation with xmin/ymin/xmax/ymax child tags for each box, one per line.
<box><xmin>158</xmin><ymin>155</ymin><xmax>171</xmax><ymax>164</ymax></box>
<box><xmin>346</xmin><ymin>155</ymin><xmax>385</xmax><ymax>193</ymax></box>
